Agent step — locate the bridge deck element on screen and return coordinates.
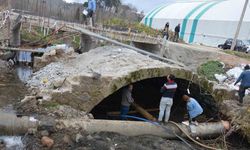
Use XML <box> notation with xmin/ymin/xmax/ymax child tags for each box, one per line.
<box><xmin>4</xmin><ymin>12</ymin><xmax>161</xmax><ymax>45</ymax></box>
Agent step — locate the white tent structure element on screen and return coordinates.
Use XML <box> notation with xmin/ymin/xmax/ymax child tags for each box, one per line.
<box><xmin>141</xmin><ymin>0</ymin><xmax>250</xmax><ymax>47</ymax></box>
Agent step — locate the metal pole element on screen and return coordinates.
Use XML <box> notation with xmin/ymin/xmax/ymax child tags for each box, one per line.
<box><xmin>231</xmin><ymin>0</ymin><xmax>249</xmax><ymax>50</ymax></box>
<box><xmin>7</xmin><ymin>0</ymin><xmax>11</xmax><ymax>10</ymax></box>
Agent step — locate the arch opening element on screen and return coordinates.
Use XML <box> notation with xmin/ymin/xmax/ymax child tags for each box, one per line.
<box><xmin>90</xmin><ymin>77</ymin><xmax>219</xmax><ymax>122</ymax></box>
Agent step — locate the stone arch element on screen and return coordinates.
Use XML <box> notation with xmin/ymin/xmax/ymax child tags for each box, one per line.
<box><xmin>51</xmin><ymin>66</ymin><xmax>234</xmax><ymax>112</ymax></box>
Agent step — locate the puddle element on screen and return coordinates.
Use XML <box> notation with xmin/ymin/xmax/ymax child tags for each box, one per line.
<box><xmin>0</xmin><ymin>67</ymin><xmax>28</xmax><ymax>108</ymax></box>
<box><xmin>0</xmin><ymin>136</ymin><xmax>24</xmax><ymax>150</ymax></box>
<box><xmin>16</xmin><ymin>65</ymin><xmax>33</xmax><ymax>83</ymax></box>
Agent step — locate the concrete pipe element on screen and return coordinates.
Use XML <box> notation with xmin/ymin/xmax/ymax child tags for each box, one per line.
<box><xmin>57</xmin><ymin>119</ymin><xmax>229</xmax><ymax>139</ymax></box>
<box><xmin>0</xmin><ymin>112</ymin><xmax>38</xmax><ymax>135</ymax></box>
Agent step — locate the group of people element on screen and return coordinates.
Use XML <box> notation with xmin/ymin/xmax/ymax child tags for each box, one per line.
<box><xmin>162</xmin><ymin>22</ymin><xmax>181</xmax><ymax>42</ymax></box>
<box><xmin>120</xmin><ymin>74</ymin><xmax>203</xmax><ymax>125</ymax></box>
<box><xmin>158</xmin><ymin>74</ymin><xmax>203</xmax><ymax>125</ymax></box>
<box><xmin>119</xmin><ymin>65</ymin><xmax>250</xmax><ymax>125</ymax></box>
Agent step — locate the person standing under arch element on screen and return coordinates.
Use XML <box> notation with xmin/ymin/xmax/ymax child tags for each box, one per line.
<box><xmin>120</xmin><ymin>84</ymin><xmax>134</xmax><ymax>120</ymax></box>
<box><xmin>158</xmin><ymin>74</ymin><xmax>177</xmax><ymax>123</ymax></box>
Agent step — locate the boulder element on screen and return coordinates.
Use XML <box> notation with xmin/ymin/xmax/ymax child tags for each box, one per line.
<box><xmin>41</xmin><ymin>136</ymin><xmax>54</xmax><ymax>148</ymax></box>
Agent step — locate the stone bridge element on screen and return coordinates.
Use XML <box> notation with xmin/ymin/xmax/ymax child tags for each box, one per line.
<box><xmin>27</xmin><ymin>46</ymin><xmax>233</xmax><ymax>113</ymax></box>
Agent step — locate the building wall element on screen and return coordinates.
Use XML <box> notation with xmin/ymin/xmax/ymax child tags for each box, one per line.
<box><xmin>141</xmin><ymin>0</ymin><xmax>250</xmax><ymax>47</ymax></box>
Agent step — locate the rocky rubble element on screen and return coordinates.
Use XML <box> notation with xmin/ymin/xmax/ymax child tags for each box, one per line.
<box><xmin>33</xmin><ymin>45</ymin><xmax>76</xmax><ymax>71</ymax></box>
<box><xmin>26</xmin><ymin>46</ymin><xmax>178</xmax><ymax>111</ymax></box>
<box><xmin>214</xmin><ymin>64</ymin><xmax>250</xmax><ymax>92</ymax></box>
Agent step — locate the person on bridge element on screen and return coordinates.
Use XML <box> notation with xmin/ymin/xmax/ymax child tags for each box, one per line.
<box><xmin>120</xmin><ymin>84</ymin><xmax>134</xmax><ymax>120</ymax></box>
<box><xmin>174</xmin><ymin>23</ymin><xmax>180</xmax><ymax>42</ymax></box>
<box><xmin>163</xmin><ymin>22</ymin><xmax>169</xmax><ymax>40</ymax></box>
<box><xmin>234</xmin><ymin>64</ymin><xmax>250</xmax><ymax>105</ymax></box>
<box><xmin>182</xmin><ymin>95</ymin><xmax>203</xmax><ymax>125</ymax></box>
<box><xmin>158</xmin><ymin>74</ymin><xmax>177</xmax><ymax>123</ymax></box>
<box><xmin>87</xmin><ymin>0</ymin><xmax>96</xmax><ymax>27</ymax></box>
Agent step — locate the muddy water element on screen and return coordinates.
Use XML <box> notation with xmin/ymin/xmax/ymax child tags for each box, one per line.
<box><xmin>0</xmin><ymin>64</ymin><xmax>30</xmax><ymax>150</ymax></box>
<box><xmin>0</xmin><ymin>66</ymin><xmax>29</xmax><ymax>110</ymax></box>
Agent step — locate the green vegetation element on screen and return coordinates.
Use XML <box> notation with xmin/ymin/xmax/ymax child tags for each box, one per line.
<box><xmin>21</xmin><ymin>27</ymin><xmax>46</xmax><ymax>42</ymax></box>
<box><xmin>198</xmin><ymin>61</ymin><xmax>225</xmax><ymax>81</ymax></box>
<box><xmin>71</xmin><ymin>35</ymin><xmax>81</xmax><ymax>48</ymax></box>
<box><xmin>103</xmin><ymin>18</ymin><xmax>161</xmax><ymax>37</ymax></box>
<box><xmin>224</xmin><ymin>50</ymin><xmax>250</xmax><ymax>61</ymax></box>
<box><xmin>42</xmin><ymin>101</ymin><xmax>60</xmax><ymax>109</ymax></box>
<box><xmin>21</xmin><ymin>27</ymin><xmax>80</xmax><ymax>49</ymax></box>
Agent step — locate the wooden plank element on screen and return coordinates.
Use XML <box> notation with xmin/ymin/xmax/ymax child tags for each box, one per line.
<box><xmin>132</xmin><ymin>103</ymin><xmax>157</xmax><ymax>121</ymax></box>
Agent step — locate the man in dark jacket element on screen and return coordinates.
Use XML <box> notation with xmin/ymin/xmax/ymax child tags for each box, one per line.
<box><xmin>158</xmin><ymin>74</ymin><xmax>177</xmax><ymax>123</ymax></box>
<box><xmin>174</xmin><ymin>24</ymin><xmax>180</xmax><ymax>42</ymax></box>
<box><xmin>234</xmin><ymin>65</ymin><xmax>250</xmax><ymax>104</ymax></box>
<box><xmin>120</xmin><ymin>84</ymin><xmax>134</xmax><ymax>120</ymax></box>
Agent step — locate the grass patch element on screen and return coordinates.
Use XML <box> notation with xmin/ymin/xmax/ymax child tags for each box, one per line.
<box><xmin>198</xmin><ymin>61</ymin><xmax>224</xmax><ymax>81</ymax></box>
<box><xmin>103</xmin><ymin>18</ymin><xmax>161</xmax><ymax>37</ymax></box>
<box><xmin>42</xmin><ymin>101</ymin><xmax>60</xmax><ymax>109</ymax></box>
<box><xmin>224</xmin><ymin>50</ymin><xmax>250</xmax><ymax>61</ymax></box>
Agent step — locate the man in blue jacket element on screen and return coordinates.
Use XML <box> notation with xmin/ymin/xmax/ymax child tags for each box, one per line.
<box><xmin>234</xmin><ymin>65</ymin><xmax>250</xmax><ymax>104</ymax></box>
<box><xmin>183</xmin><ymin>95</ymin><xmax>203</xmax><ymax>125</ymax></box>
<box><xmin>88</xmin><ymin>0</ymin><xmax>96</xmax><ymax>26</ymax></box>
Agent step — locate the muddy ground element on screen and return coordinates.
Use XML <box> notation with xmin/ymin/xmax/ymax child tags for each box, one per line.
<box><xmin>24</xmin><ymin>130</ymin><xmax>198</xmax><ymax>150</ymax></box>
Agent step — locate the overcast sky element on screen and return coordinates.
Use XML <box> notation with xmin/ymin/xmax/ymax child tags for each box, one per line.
<box><xmin>122</xmin><ymin>0</ymin><xmax>173</xmax><ymax>13</ymax></box>
<box><xmin>64</xmin><ymin>0</ymin><xmax>173</xmax><ymax>13</ymax></box>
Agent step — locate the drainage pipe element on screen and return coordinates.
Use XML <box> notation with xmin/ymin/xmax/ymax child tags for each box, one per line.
<box><xmin>57</xmin><ymin>119</ymin><xmax>230</xmax><ymax>139</ymax></box>
<box><xmin>0</xmin><ymin>112</ymin><xmax>38</xmax><ymax>135</ymax></box>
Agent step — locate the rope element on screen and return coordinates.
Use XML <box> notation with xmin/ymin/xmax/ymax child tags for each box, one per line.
<box><xmin>169</xmin><ymin>121</ymin><xmax>219</xmax><ymax>150</ymax></box>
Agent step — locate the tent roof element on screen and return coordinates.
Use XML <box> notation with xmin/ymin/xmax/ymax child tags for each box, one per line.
<box><xmin>143</xmin><ymin>0</ymin><xmax>250</xmax><ymax>23</ymax></box>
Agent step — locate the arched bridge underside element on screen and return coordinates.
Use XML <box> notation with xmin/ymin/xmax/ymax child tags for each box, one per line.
<box><xmin>29</xmin><ymin>46</ymin><xmax>234</xmax><ymax>112</ymax></box>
